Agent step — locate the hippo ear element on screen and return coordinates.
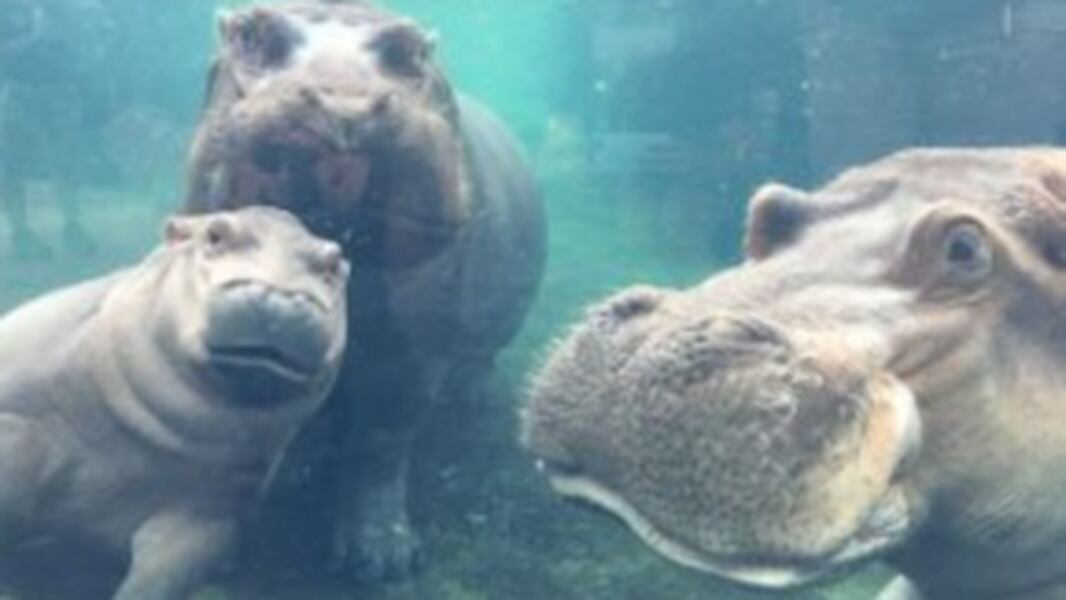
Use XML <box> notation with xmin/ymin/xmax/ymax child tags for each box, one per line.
<box><xmin>164</xmin><ymin>217</ymin><xmax>196</xmax><ymax>246</ymax></box>
<box><xmin>373</xmin><ymin>21</ymin><xmax>433</xmax><ymax>77</ymax></box>
<box><xmin>219</xmin><ymin>8</ymin><xmax>295</xmax><ymax>72</ymax></box>
<box><xmin>745</xmin><ymin>183</ymin><xmax>812</xmax><ymax>261</ymax></box>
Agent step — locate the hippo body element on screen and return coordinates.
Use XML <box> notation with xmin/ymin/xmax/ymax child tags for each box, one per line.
<box><xmin>526</xmin><ymin>148</ymin><xmax>1066</xmax><ymax>599</ymax></box>
<box><xmin>184</xmin><ymin>1</ymin><xmax>545</xmax><ymax>581</ymax></box>
<box><xmin>0</xmin><ymin>207</ymin><xmax>347</xmax><ymax>599</ymax></box>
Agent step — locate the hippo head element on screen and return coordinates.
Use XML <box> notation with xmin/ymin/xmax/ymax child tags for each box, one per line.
<box><xmin>186</xmin><ymin>0</ymin><xmax>468</xmax><ymax>268</ymax></box>
<box><xmin>104</xmin><ymin>207</ymin><xmax>349</xmax><ymax>412</ymax></box>
<box><xmin>525</xmin><ymin>149</ymin><xmax>1066</xmax><ymax>594</ymax></box>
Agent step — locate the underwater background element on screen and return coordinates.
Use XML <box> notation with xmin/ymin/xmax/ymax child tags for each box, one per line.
<box><xmin>2</xmin><ymin>0</ymin><xmax>1065</xmax><ymax>598</ymax></box>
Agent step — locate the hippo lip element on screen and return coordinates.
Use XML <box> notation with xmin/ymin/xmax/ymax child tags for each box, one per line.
<box><xmin>538</xmin><ymin>465</ymin><xmax>911</xmax><ymax>590</ymax></box>
<box><xmin>208</xmin><ymin>343</ymin><xmax>318</xmax><ymax>382</ymax></box>
<box><xmin>532</xmin><ymin>373</ymin><xmax>922</xmax><ymax>590</ymax></box>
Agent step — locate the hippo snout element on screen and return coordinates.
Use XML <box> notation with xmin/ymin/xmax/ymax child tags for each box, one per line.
<box><xmin>525</xmin><ymin>293</ymin><xmax>923</xmax><ymax>588</ymax></box>
<box><xmin>230</xmin><ymin>89</ymin><xmax>386</xmax><ymax>237</ymax></box>
<box><xmin>205</xmin><ymin>282</ymin><xmax>335</xmax><ymax>394</ymax></box>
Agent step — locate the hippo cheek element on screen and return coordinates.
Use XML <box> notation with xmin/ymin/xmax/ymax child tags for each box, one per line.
<box><xmin>204</xmin><ymin>282</ymin><xmax>335</xmax><ymax>403</ymax></box>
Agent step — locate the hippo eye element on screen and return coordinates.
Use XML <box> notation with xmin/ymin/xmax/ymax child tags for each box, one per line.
<box><xmin>205</xmin><ymin>218</ymin><xmax>237</xmax><ymax>252</ymax></box>
<box><xmin>941</xmin><ymin>221</ymin><xmax>992</xmax><ymax>281</ymax></box>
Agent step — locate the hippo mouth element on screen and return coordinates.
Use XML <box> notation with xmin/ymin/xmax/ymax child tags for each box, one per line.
<box><xmin>539</xmin><ymin>463</ymin><xmax>914</xmax><ymax>589</ymax></box>
<box><xmin>229</xmin><ymin>137</ymin><xmax>373</xmax><ymax>240</ymax></box>
<box><xmin>208</xmin><ymin>342</ymin><xmax>318</xmax><ymax>382</ymax></box>
<box><xmin>204</xmin><ymin>282</ymin><xmax>334</xmax><ymax>390</ymax></box>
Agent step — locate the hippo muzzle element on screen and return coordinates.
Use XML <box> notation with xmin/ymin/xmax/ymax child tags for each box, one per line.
<box><xmin>526</xmin><ymin>289</ymin><xmax>922</xmax><ymax>587</ymax></box>
<box><xmin>205</xmin><ymin>281</ymin><xmax>336</xmax><ymax>394</ymax></box>
<box><xmin>223</xmin><ymin>84</ymin><xmax>382</xmax><ymax>239</ymax></box>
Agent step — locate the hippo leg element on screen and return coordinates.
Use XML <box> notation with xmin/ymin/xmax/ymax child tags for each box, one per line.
<box><xmin>329</xmin><ymin>354</ymin><xmax>441</xmax><ymax>581</ymax></box>
<box><xmin>114</xmin><ymin>511</ymin><xmax>235</xmax><ymax>600</ymax></box>
<box><xmin>332</xmin><ymin>429</ymin><xmax>423</xmax><ymax>582</ymax></box>
<box><xmin>2</xmin><ymin>181</ymin><xmax>52</xmax><ymax>261</ymax></box>
<box><xmin>877</xmin><ymin>577</ymin><xmax>925</xmax><ymax>600</ymax></box>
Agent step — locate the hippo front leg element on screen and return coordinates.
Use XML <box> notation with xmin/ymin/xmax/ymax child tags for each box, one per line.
<box><xmin>328</xmin><ymin>356</ymin><xmax>446</xmax><ymax>582</ymax></box>
<box><xmin>114</xmin><ymin>510</ymin><xmax>234</xmax><ymax>600</ymax></box>
<box><xmin>332</xmin><ymin>429</ymin><xmax>423</xmax><ymax>582</ymax></box>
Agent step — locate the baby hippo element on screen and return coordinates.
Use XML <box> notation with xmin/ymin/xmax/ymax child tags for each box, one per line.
<box><xmin>0</xmin><ymin>206</ymin><xmax>347</xmax><ymax>599</ymax></box>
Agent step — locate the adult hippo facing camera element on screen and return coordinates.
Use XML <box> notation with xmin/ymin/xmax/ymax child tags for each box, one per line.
<box><xmin>525</xmin><ymin>148</ymin><xmax>1066</xmax><ymax>600</ymax></box>
<box><xmin>184</xmin><ymin>0</ymin><xmax>545</xmax><ymax>582</ymax></box>
<box><xmin>0</xmin><ymin>207</ymin><xmax>348</xmax><ymax>599</ymax></box>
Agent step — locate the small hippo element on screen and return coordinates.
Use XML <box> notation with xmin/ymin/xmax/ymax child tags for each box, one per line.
<box><xmin>525</xmin><ymin>148</ymin><xmax>1066</xmax><ymax>600</ymax></box>
<box><xmin>0</xmin><ymin>207</ymin><xmax>347</xmax><ymax>599</ymax></box>
<box><xmin>184</xmin><ymin>0</ymin><xmax>546</xmax><ymax>581</ymax></box>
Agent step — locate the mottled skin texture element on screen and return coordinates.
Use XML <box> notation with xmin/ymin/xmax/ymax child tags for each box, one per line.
<box><xmin>526</xmin><ymin>148</ymin><xmax>1066</xmax><ymax>599</ymax></box>
<box><xmin>184</xmin><ymin>0</ymin><xmax>545</xmax><ymax>581</ymax></box>
<box><xmin>0</xmin><ymin>207</ymin><xmax>347</xmax><ymax>599</ymax></box>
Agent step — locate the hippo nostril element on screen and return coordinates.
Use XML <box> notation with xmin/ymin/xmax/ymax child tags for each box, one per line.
<box><xmin>372</xmin><ymin>92</ymin><xmax>393</xmax><ymax>116</ymax></box>
<box><xmin>299</xmin><ymin>86</ymin><xmax>324</xmax><ymax>107</ymax></box>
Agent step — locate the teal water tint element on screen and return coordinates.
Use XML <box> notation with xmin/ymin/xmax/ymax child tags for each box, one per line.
<box><xmin>0</xmin><ymin>1</ymin><xmax>912</xmax><ymax>599</ymax></box>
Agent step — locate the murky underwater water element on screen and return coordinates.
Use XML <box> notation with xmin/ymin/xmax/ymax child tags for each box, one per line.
<box><xmin>1</xmin><ymin>0</ymin><xmax>1062</xmax><ymax>598</ymax></box>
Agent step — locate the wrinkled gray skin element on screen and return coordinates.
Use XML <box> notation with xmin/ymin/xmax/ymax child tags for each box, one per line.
<box><xmin>526</xmin><ymin>148</ymin><xmax>1066</xmax><ymax>600</ymax></box>
<box><xmin>0</xmin><ymin>207</ymin><xmax>347</xmax><ymax>599</ymax></box>
<box><xmin>184</xmin><ymin>0</ymin><xmax>545</xmax><ymax>581</ymax></box>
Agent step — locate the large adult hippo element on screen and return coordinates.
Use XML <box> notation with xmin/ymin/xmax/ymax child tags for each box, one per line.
<box><xmin>183</xmin><ymin>0</ymin><xmax>546</xmax><ymax>581</ymax></box>
<box><xmin>0</xmin><ymin>207</ymin><xmax>347</xmax><ymax>599</ymax></box>
<box><xmin>525</xmin><ymin>148</ymin><xmax>1066</xmax><ymax>600</ymax></box>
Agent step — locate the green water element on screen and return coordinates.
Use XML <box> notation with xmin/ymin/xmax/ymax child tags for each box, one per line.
<box><xmin>2</xmin><ymin>0</ymin><xmax>1055</xmax><ymax>598</ymax></box>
